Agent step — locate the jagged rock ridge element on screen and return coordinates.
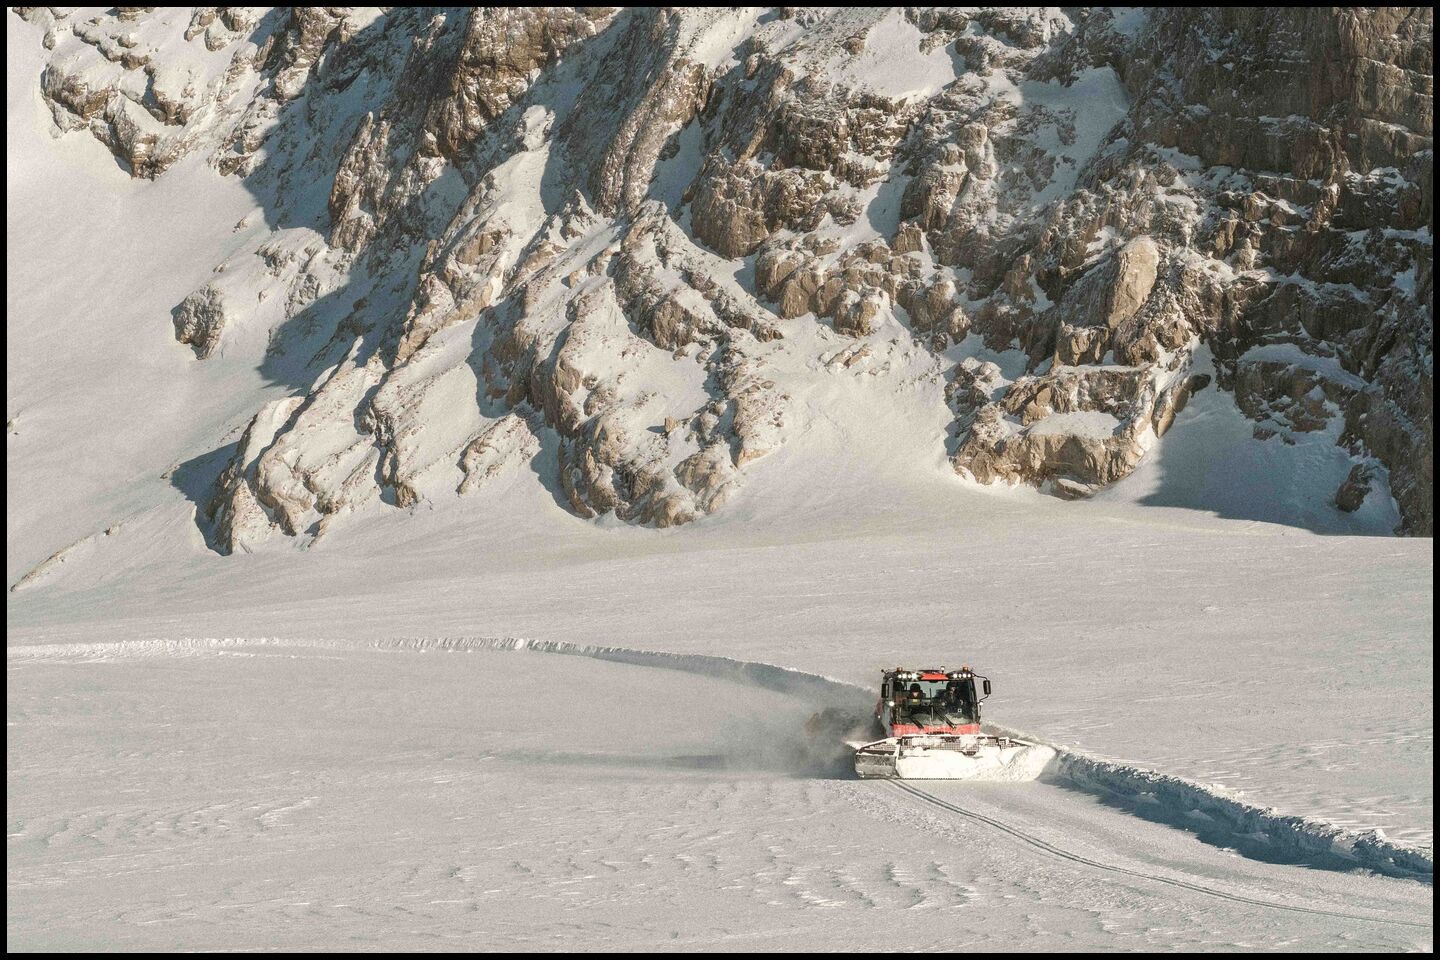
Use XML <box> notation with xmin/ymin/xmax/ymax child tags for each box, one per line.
<box><xmin>15</xmin><ymin>7</ymin><xmax>1432</xmax><ymax>547</ymax></box>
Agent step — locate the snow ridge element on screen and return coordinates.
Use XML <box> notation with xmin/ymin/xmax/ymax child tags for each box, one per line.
<box><xmin>890</xmin><ymin>781</ymin><xmax>1431</xmax><ymax>927</ymax></box>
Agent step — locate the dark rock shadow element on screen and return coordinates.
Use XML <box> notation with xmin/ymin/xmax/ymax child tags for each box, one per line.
<box><xmin>1127</xmin><ymin>378</ymin><xmax>1398</xmax><ymax>537</ymax></box>
<box><xmin>523</xmin><ymin>425</ymin><xmax>577</xmax><ymax>517</ymax></box>
<box><xmin>167</xmin><ymin>440</ymin><xmax>239</xmax><ymax>552</ymax></box>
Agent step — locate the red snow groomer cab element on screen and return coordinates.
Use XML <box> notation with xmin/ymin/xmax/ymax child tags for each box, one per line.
<box><xmin>880</xmin><ymin>667</ymin><xmax>987</xmax><ymax>736</ymax></box>
<box><xmin>853</xmin><ymin>666</ymin><xmax>1046</xmax><ymax>780</ymax></box>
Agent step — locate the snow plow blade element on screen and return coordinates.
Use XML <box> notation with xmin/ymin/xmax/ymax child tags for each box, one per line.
<box><xmin>852</xmin><ymin>734</ymin><xmax>1053</xmax><ymax>781</ymax></box>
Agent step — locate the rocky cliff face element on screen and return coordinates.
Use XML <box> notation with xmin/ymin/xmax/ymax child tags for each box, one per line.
<box><xmin>15</xmin><ymin>7</ymin><xmax>1432</xmax><ymax>547</ymax></box>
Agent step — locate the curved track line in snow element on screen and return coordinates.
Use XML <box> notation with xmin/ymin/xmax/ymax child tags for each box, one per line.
<box><xmin>1050</xmin><ymin>753</ymin><xmax>1434</xmax><ymax>883</ymax></box>
<box><xmin>8</xmin><ymin>634</ymin><xmax>1432</xmax><ymax>882</ymax></box>
<box><xmin>6</xmin><ymin>634</ymin><xmax>865</xmax><ymax>704</ymax></box>
<box><xmin>889</xmin><ymin>781</ymin><xmax>1431</xmax><ymax>929</ymax></box>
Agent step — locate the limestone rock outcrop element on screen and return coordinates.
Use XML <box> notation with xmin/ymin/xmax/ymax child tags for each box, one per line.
<box><xmin>16</xmin><ymin>7</ymin><xmax>1432</xmax><ymax>544</ymax></box>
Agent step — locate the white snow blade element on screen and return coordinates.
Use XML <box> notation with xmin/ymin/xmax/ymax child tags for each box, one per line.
<box><xmin>853</xmin><ymin>734</ymin><xmax>1055</xmax><ymax>781</ymax></box>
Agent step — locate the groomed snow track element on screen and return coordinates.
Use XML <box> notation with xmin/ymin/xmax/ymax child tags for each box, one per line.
<box><xmin>888</xmin><ymin>781</ymin><xmax>1432</xmax><ymax>929</ymax></box>
<box><xmin>9</xmin><ymin>634</ymin><xmax>1433</xmax><ymax>885</ymax></box>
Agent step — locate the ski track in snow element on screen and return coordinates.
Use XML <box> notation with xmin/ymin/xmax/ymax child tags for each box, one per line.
<box><xmin>10</xmin><ymin>633</ymin><xmax>1432</xmax><ymax>887</ymax></box>
<box><xmin>889</xmin><ymin>782</ymin><xmax>1429</xmax><ymax>929</ymax></box>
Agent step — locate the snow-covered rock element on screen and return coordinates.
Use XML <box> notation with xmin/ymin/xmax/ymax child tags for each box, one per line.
<box><xmin>13</xmin><ymin>6</ymin><xmax>1432</xmax><ymax>545</ymax></box>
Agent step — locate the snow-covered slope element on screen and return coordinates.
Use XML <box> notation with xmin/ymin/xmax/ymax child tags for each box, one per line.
<box><xmin>8</xmin><ymin>640</ymin><xmax>1433</xmax><ymax>950</ymax></box>
<box><xmin>7</xmin><ymin>8</ymin><xmax>1434</xmax><ymax>951</ymax></box>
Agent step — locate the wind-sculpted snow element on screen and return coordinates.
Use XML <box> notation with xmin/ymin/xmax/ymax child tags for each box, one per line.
<box><xmin>10</xmin><ymin>634</ymin><xmax>1431</xmax><ymax>883</ymax></box>
<box><xmin>11</xmin><ymin>640</ymin><xmax>1430</xmax><ymax>949</ymax></box>
<box><xmin>11</xmin><ymin>7</ymin><xmax>1431</xmax><ymax>548</ymax></box>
